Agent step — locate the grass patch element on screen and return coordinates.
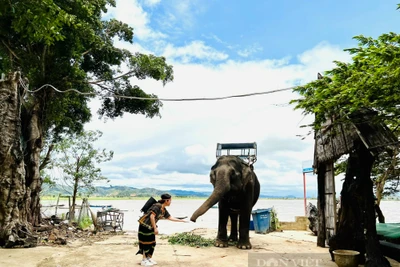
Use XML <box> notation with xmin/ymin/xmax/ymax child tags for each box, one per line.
<box><xmin>164</xmin><ymin>232</ymin><xmax>215</xmax><ymax>247</ymax></box>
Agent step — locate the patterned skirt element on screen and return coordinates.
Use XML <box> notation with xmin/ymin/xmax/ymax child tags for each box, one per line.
<box><xmin>136</xmin><ymin>224</ymin><xmax>156</xmax><ymax>257</ymax></box>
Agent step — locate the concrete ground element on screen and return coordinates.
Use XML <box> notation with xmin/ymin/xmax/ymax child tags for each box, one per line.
<box><xmin>0</xmin><ymin>228</ymin><xmax>399</xmax><ymax>267</ymax></box>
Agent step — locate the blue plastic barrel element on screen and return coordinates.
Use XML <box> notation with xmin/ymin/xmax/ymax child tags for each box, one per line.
<box><xmin>251</xmin><ymin>208</ymin><xmax>271</xmax><ymax>234</ymax></box>
<box><xmin>249</xmin><ymin>220</ymin><xmax>254</xmax><ymax>230</ymax></box>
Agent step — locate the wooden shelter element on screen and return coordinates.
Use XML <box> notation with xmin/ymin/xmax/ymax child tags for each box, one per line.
<box><xmin>313</xmin><ymin>109</ymin><xmax>398</xmax><ymax>266</ymax></box>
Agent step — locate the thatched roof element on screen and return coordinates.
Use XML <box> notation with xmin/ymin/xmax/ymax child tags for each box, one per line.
<box><xmin>314</xmin><ymin>109</ymin><xmax>398</xmax><ymax>165</ymax></box>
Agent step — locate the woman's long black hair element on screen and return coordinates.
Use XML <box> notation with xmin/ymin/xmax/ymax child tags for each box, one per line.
<box><xmin>158</xmin><ymin>193</ymin><xmax>171</xmax><ymax>204</ymax></box>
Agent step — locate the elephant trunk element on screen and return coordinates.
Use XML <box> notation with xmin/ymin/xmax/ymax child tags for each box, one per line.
<box><xmin>191</xmin><ymin>180</ymin><xmax>229</xmax><ymax>222</ymax></box>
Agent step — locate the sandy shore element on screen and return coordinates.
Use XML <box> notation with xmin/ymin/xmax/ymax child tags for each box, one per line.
<box><xmin>0</xmin><ymin>228</ymin><xmax>399</xmax><ymax>267</ymax></box>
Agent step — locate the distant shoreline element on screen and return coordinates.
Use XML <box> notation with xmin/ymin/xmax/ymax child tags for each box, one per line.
<box><xmin>40</xmin><ymin>196</ymin><xmax>399</xmax><ymax>201</ymax></box>
<box><xmin>40</xmin><ymin>196</ymin><xmax>317</xmax><ymax>201</ymax></box>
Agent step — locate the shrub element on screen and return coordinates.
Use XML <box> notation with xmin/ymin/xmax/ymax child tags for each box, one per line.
<box><xmin>270</xmin><ymin>207</ymin><xmax>280</xmax><ymax>231</ymax></box>
<box><xmin>78</xmin><ymin>216</ymin><xmax>93</xmax><ymax>229</ymax></box>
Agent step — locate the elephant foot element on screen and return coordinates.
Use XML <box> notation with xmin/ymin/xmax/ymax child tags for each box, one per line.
<box><xmin>228</xmin><ymin>235</ymin><xmax>238</xmax><ymax>242</ymax></box>
<box><xmin>236</xmin><ymin>240</ymin><xmax>252</xmax><ymax>249</ymax></box>
<box><xmin>214</xmin><ymin>239</ymin><xmax>229</xmax><ymax>248</ymax></box>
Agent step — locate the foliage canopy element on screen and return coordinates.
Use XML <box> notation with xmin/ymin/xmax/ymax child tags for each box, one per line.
<box><xmin>292</xmin><ymin>32</ymin><xmax>400</xmax><ymax>201</ymax></box>
<box><xmin>51</xmin><ymin>130</ymin><xmax>113</xmax><ymax>195</ymax></box>
<box><xmin>0</xmin><ymin>0</ymin><xmax>173</xmax><ymax>143</ymax></box>
<box><xmin>291</xmin><ymin>32</ymin><xmax>400</xmax><ymax>130</ymax></box>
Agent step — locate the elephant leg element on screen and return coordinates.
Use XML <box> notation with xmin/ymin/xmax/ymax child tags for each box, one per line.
<box><xmin>237</xmin><ymin>189</ymin><xmax>254</xmax><ymax>250</ymax></box>
<box><xmin>237</xmin><ymin>211</ymin><xmax>252</xmax><ymax>249</ymax></box>
<box><xmin>215</xmin><ymin>201</ymin><xmax>229</xmax><ymax>248</ymax></box>
<box><xmin>229</xmin><ymin>213</ymin><xmax>238</xmax><ymax>242</ymax></box>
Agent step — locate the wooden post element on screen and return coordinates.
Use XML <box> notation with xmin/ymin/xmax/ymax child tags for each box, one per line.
<box><xmin>68</xmin><ymin>196</ymin><xmax>73</xmax><ymax>223</ymax></box>
<box><xmin>317</xmin><ymin>164</ymin><xmax>326</xmax><ymax>247</ymax></box>
<box><xmin>316</xmin><ymin>161</ymin><xmax>337</xmax><ymax>247</ymax></box>
<box><xmin>324</xmin><ymin>161</ymin><xmax>336</xmax><ymax>240</ymax></box>
<box><xmin>55</xmin><ymin>193</ymin><xmax>60</xmax><ymax>217</ymax></box>
<box><xmin>303</xmin><ymin>172</ymin><xmax>307</xmax><ymax>216</ymax></box>
<box><xmin>77</xmin><ymin>198</ymin><xmax>86</xmax><ymax>223</ymax></box>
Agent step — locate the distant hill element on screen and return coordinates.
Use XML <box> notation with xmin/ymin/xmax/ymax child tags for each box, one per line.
<box><xmin>41</xmin><ymin>184</ymin><xmax>310</xmax><ymax>199</ymax></box>
<box><xmin>168</xmin><ymin>189</ymin><xmax>209</xmax><ymax>197</ymax></box>
<box><xmin>41</xmin><ymin>184</ymin><xmax>211</xmax><ymax>198</ymax></box>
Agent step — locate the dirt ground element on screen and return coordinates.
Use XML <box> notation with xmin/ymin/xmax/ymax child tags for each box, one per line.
<box><xmin>0</xmin><ymin>229</ymin><xmax>399</xmax><ymax>267</ymax></box>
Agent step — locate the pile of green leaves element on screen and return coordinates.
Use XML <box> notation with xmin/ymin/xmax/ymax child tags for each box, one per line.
<box><xmin>166</xmin><ymin>232</ymin><xmax>215</xmax><ymax>247</ymax></box>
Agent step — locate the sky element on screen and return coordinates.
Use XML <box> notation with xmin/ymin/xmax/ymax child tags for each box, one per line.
<box><xmin>81</xmin><ymin>0</ymin><xmax>400</xmax><ymax>197</ymax></box>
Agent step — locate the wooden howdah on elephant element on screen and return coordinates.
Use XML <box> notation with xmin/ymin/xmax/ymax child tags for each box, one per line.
<box><xmin>190</xmin><ymin>155</ymin><xmax>260</xmax><ymax>249</ymax></box>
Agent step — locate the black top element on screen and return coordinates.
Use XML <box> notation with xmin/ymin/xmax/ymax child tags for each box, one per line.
<box><xmin>138</xmin><ymin>203</ymin><xmax>171</xmax><ymax>230</ymax></box>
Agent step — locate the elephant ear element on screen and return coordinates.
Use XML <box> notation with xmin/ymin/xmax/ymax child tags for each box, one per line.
<box><xmin>242</xmin><ymin>163</ymin><xmax>255</xmax><ymax>187</ymax></box>
<box><xmin>209</xmin><ymin>170</ymin><xmax>216</xmax><ymax>186</ymax></box>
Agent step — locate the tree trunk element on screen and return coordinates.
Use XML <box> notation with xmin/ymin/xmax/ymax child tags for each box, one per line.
<box><xmin>23</xmin><ymin>103</ymin><xmax>43</xmax><ymax>227</ymax></box>
<box><xmin>375</xmin><ymin>147</ymin><xmax>398</xmax><ymax>206</ymax></box>
<box><xmin>375</xmin><ymin>204</ymin><xmax>385</xmax><ymax>223</ymax></box>
<box><xmin>328</xmin><ymin>151</ymin><xmax>365</xmax><ymax>261</ymax></box>
<box><xmin>71</xmin><ymin>176</ymin><xmax>79</xmax><ymax>221</ymax></box>
<box><xmin>357</xmin><ymin>144</ymin><xmax>390</xmax><ymax>267</ymax></box>
<box><xmin>329</xmin><ymin>142</ymin><xmax>390</xmax><ymax>267</ymax></box>
<box><xmin>375</xmin><ymin>181</ymin><xmax>384</xmax><ymax>206</ymax></box>
<box><xmin>0</xmin><ymin>72</ymin><xmax>37</xmax><ymax>248</ymax></box>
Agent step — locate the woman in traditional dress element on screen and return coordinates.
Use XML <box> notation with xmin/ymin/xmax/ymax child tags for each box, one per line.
<box><xmin>137</xmin><ymin>193</ymin><xmax>188</xmax><ymax>266</ymax></box>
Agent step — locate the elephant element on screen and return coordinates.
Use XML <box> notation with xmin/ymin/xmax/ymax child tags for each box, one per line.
<box><xmin>190</xmin><ymin>155</ymin><xmax>260</xmax><ymax>249</ymax></box>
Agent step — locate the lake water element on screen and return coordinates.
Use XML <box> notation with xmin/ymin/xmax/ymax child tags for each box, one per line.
<box><xmin>40</xmin><ymin>199</ymin><xmax>400</xmax><ymax>235</ymax></box>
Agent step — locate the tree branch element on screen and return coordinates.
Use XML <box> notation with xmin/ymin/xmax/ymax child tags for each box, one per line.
<box><xmin>89</xmin><ymin>70</ymin><xmax>135</xmax><ymax>84</ymax></box>
<box><xmin>39</xmin><ymin>143</ymin><xmax>54</xmax><ymax>171</ymax></box>
<box><xmin>1</xmin><ymin>40</ymin><xmax>21</xmax><ymax>60</ymax></box>
<box><xmin>82</xmin><ymin>49</ymin><xmax>91</xmax><ymax>56</ymax></box>
<box><xmin>42</xmin><ymin>46</ymin><xmax>47</xmax><ymax>77</ymax></box>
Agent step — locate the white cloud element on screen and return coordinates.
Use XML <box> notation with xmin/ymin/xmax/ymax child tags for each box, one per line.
<box><xmin>162</xmin><ymin>41</ymin><xmax>229</xmax><ymax>63</ymax></box>
<box><xmin>152</xmin><ymin>0</ymin><xmax>208</xmax><ymax>35</ymax></box>
<box><xmin>167</xmin><ymin>0</ymin><xmax>203</xmax><ymax>28</ymax></box>
<box><xmin>184</xmin><ymin>144</ymin><xmax>209</xmax><ymax>157</ymax></box>
<box><xmin>109</xmin><ymin>0</ymin><xmax>166</xmax><ymax>40</ymax></box>
<box><xmin>297</xmin><ymin>42</ymin><xmax>352</xmax><ymax>72</ymax></box>
<box><xmin>237</xmin><ymin>43</ymin><xmax>264</xmax><ymax>58</ymax></box>
<box><xmin>143</xmin><ymin>0</ymin><xmax>161</xmax><ymax>7</ymax></box>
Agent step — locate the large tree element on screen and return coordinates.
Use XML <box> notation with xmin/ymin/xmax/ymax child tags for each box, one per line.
<box><xmin>0</xmin><ymin>0</ymin><xmax>173</xmax><ymax>247</ymax></box>
<box><xmin>291</xmin><ymin>32</ymin><xmax>400</xmax><ymax>267</ymax></box>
